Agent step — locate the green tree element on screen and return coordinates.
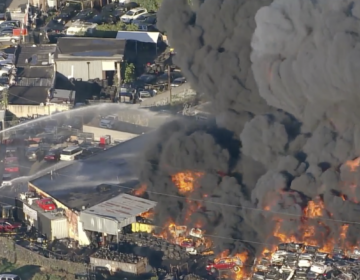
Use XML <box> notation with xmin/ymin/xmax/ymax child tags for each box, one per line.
<box><xmin>135</xmin><ymin>0</ymin><xmax>163</xmax><ymax>12</ymax></box>
<box><xmin>124</xmin><ymin>63</ymin><xmax>136</xmax><ymax>84</ymax></box>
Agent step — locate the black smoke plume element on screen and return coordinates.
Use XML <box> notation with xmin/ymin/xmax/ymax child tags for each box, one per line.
<box><xmin>137</xmin><ymin>0</ymin><xmax>360</xmax><ymax>261</ymax></box>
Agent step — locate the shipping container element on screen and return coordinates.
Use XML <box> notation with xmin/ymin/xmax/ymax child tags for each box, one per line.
<box><xmin>37</xmin><ymin>212</ymin><xmax>69</xmax><ymax>240</ymax></box>
<box><xmin>131</xmin><ymin>222</ymin><xmax>155</xmax><ymax>233</ymax></box>
<box><xmin>90</xmin><ymin>256</ymin><xmax>148</xmax><ymax>275</ymax></box>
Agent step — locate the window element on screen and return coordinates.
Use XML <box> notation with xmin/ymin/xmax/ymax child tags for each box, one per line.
<box><xmin>126</xmin><ymin>11</ymin><xmax>134</xmax><ymax>16</ymax></box>
<box><xmin>44</xmin><ymin>200</ymin><xmax>53</xmax><ymax>205</ymax></box>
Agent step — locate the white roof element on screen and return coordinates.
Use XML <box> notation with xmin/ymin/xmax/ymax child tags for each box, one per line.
<box><xmin>116</xmin><ymin>31</ymin><xmax>160</xmax><ymax>44</ymax></box>
<box><xmin>82</xmin><ymin>194</ymin><xmax>157</xmax><ymax>222</ymax></box>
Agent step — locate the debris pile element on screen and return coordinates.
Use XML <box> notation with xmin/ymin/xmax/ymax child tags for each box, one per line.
<box><xmin>93</xmin><ymin>248</ymin><xmax>145</xmax><ymax>263</ymax></box>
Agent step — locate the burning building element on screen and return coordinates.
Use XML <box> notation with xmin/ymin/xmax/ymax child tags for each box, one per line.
<box><xmin>134</xmin><ymin>0</ymin><xmax>360</xmax><ymax>278</ymax></box>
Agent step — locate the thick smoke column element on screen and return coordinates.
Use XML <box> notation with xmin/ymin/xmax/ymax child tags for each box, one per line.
<box><xmin>137</xmin><ymin>0</ymin><xmax>360</xmax><ymax>261</ymax></box>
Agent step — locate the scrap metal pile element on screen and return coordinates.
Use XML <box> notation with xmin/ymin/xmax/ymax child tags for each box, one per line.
<box><xmin>118</xmin><ymin>232</ymin><xmax>192</xmax><ymax>261</ymax></box>
<box><xmin>251</xmin><ymin>242</ymin><xmax>360</xmax><ymax>280</ymax></box>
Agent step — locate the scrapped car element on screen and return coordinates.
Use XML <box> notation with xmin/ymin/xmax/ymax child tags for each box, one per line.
<box><xmin>251</xmin><ymin>271</ymin><xmax>265</xmax><ymax>280</ymax></box>
<box><xmin>333</xmin><ymin>248</ymin><xmax>346</xmax><ymax>261</ymax></box>
<box><xmin>314</xmin><ymin>252</ymin><xmax>328</xmax><ymax>263</ymax></box>
<box><xmin>293</xmin><ymin>268</ymin><xmax>308</xmax><ymax>280</ymax></box>
<box><xmin>180</xmin><ymin>239</ymin><xmax>197</xmax><ymax>255</ymax></box>
<box><xmin>36</xmin><ymin>198</ymin><xmax>56</xmax><ymax>211</ymax></box>
<box><xmin>189</xmin><ymin>228</ymin><xmax>203</xmax><ymax>239</ymax></box>
<box><xmin>310</xmin><ymin>262</ymin><xmax>329</xmax><ymax>274</ymax></box>
<box><xmin>348</xmin><ymin>248</ymin><xmax>360</xmax><ymax>259</ymax></box>
<box><xmin>255</xmin><ymin>258</ymin><xmax>270</xmax><ymax>272</ymax></box>
<box><xmin>283</xmin><ymin>254</ymin><xmax>298</xmax><ymax>269</ymax></box>
<box><xmin>298</xmin><ymin>253</ymin><xmax>313</xmax><ymax>268</ymax></box>
<box><xmin>169</xmin><ymin>224</ymin><xmax>187</xmax><ymax>238</ymax></box>
<box><xmin>287</xmin><ymin>243</ymin><xmax>304</xmax><ymax>253</ymax></box>
<box><xmin>0</xmin><ymin>274</ymin><xmax>21</xmax><ymax>280</ymax></box>
<box><xmin>271</xmin><ymin>250</ymin><xmax>288</xmax><ymax>265</ymax></box>
<box><xmin>0</xmin><ymin>219</ymin><xmax>22</xmax><ymax>232</ymax></box>
<box><xmin>206</xmin><ymin>257</ymin><xmax>243</xmax><ymax>273</ymax></box>
<box><xmin>305</xmin><ymin>245</ymin><xmax>319</xmax><ymax>255</ymax></box>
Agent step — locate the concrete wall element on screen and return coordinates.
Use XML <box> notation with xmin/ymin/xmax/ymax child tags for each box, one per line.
<box><xmin>7</xmin><ymin>104</ymin><xmax>72</xmax><ymax>118</ymax></box>
<box><xmin>0</xmin><ymin>237</ymin><xmax>86</xmax><ymax>275</ymax></box>
<box><xmin>83</xmin><ymin>125</ymin><xmax>139</xmax><ymax>142</ymax></box>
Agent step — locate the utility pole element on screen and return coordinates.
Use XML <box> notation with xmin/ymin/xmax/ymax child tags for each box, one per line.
<box><xmin>168</xmin><ymin>65</ymin><xmax>172</xmax><ymax>105</ymax></box>
<box><xmin>2</xmin><ymin>88</ymin><xmax>8</xmax><ymax>110</ymax></box>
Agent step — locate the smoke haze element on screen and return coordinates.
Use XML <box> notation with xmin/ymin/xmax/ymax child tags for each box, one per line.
<box><xmin>136</xmin><ymin>0</ymin><xmax>360</xmax><ymax>260</ymax></box>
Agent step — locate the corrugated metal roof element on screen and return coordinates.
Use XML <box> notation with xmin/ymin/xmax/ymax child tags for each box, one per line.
<box><xmin>116</xmin><ymin>31</ymin><xmax>160</xmax><ymax>44</ymax></box>
<box><xmin>82</xmin><ymin>194</ymin><xmax>156</xmax><ymax>222</ymax></box>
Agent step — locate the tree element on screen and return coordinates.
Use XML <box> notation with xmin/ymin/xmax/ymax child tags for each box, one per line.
<box><xmin>135</xmin><ymin>0</ymin><xmax>162</xmax><ymax>12</ymax></box>
<box><xmin>124</xmin><ymin>63</ymin><xmax>136</xmax><ymax>84</ymax></box>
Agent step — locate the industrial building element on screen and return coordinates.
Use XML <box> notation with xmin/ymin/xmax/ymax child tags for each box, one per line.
<box><xmin>54</xmin><ymin>37</ymin><xmax>127</xmax><ymax>81</ymax></box>
<box><xmin>25</xmin><ymin>135</ymin><xmax>157</xmax><ymax>245</ymax></box>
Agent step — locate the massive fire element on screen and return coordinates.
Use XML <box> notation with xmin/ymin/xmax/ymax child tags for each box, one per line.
<box><xmin>171</xmin><ymin>171</ymin><xmax>204</xmax><ymax>194</ymax></box>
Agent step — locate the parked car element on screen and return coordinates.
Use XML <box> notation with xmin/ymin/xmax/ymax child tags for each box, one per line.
<box><xmin>0</xmin><ymin>219</ymin><xmax>22</xmax><ymax>232</ymax></box>
<box><xmin>0</xmin><ymin>29</ymin><xmax>19</xmax><ymax>44</ymax></box>
<box><xmin>55</xmin><ymin>3</ymin><xmax>81</xmax><ymax>23</ymax></box>
<box><xmin>36</xmin><ymin>198</ymin><xmax>56</xmax><ymax>211</ymax></box>
<box><xmin>171</xmin><ymin>77</ymin><xmax>186</xmax><ymax>87</ymax></box>
<box><xmin>75</xmin><ymin>147</ymin><xmax>102</xmax><ymax>159</ymax></box>
<box><xmin>25</xmin><ymin>146</ymin><xmax>43</xmax><ymax>161</ymax></box>
<box><xmin>0</xmin><ymin>52</ymin><xmax>14</xmax><ymax>65</ymax></box>
<box><xmin>0</xmin><ymin>20</ymin><xmax>20</xmax><ymax>28</ymax></box>
<box><xmin>43</xmin><ymin>19</ymin><xmax>66</xmax><ymax>43</ymax></box>
<box><xmin>87</xmin><ymin>13</ymin><xmax>116</xmax><ymax>24</ymax></box>
<box><xmin>132</xmin><ymin>12</ymin><xmax>156</xmax><ymax>26</ymax></box>
<box><xmin>120</xmin><ymin>7</ymin><xmax>147</xmax><ymax>23</ymax></box>
<box><xmin>4</xmin><ymin>163</ymin><xmax>19</xmax><ymax>173</ymax></box>
<box><xmin>0</xmin><ymin>64</ymin><xmax>14</xmax><ymax>76</ymax></box>
<box><xmin>44</xmin><ymin>149</ymin><xmax>61</xmax><ymax>162</ymax></box>
<box><xmin>99</xmin><ymin>115</ymin><xmax>118</xmax><ymax>129</ymax></box>
<box><xmin>72</xmin><ymin>8</ymin><xmax>98</xmax><ymax>22</ymax></box>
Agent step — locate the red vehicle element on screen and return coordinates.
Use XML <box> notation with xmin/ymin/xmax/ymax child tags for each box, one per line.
<box><xmin>181</xmin><ymin>239</ymin><xmax>195</xmax><ymax>248</ymax></box>
<box><xmin>4</xmin><ymin>163</ymin><xmax>19</xmax><ymax>173</ymax></box>
<box><xmin>206</xmin><ymin>257</ymin><xmax>243</xmax><ymax>273</ymax></box>
<box><xmin>0</xmin><ymin>219</ymin><xmax>22</xmax><ymax>232</ymax></box>
<box><xmin>36</xmin><ymin>198</ymin><xmax>56</xmax><ymax>211</ymax></box>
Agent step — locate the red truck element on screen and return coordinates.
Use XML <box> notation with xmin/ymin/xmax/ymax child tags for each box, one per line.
<box><xmin>36</xmin><ymin>198</ymin><xmax>56</xmax><ymax>211</ymax></box>
<box><xmin>0</xmin><ymin>219</ymin><xmax>22</xmax><ymax>232</ymax></box>
<box><xmin>206</xmin><ymin>257</ymin><xmax>243</xmax><ymax>274</ymax></box>
<box><xmin>4</xmin><ymin>163</ymin><xmax>19</xmax><ymax>173</ymax></box>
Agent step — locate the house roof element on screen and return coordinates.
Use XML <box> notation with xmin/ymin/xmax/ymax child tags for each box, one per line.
<box><xmin>55</xmin><ymin>38</ymin><xmax>127</xmax><ymax>60</ymax></box>
<box><xmin>8</xmin><ymin>86</ymin><xmax>48</xmax><ymax>105</ymax></box>
<box><xmin>15</xmin><ymin>44</ymin><xmax>56</xmax><ymax>67</ymax></box>
<box><xmin>81</xmin><ymin>193</ymin><xmax>157</xmax><ymax>222</ymax></box>
<box><xmin>116</xmin><ymin>31</ymin><xmax>160</xmax><ymax>44</ymax></box>
<box><xmin>16</xmin><ymin>66</ymin><xmax>53</xmax><ymax>79</ymax></box>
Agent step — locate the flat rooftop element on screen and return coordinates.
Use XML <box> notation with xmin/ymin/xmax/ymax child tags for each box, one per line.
<box><xmin>82</xmin><ymin>193</ymin><xmax>157</xmax><ymax>222</ymax></box>
<box><xmin>30</xmin><ymin>133</ymin><xmax>153</xmax><ymax>210</ymax></box>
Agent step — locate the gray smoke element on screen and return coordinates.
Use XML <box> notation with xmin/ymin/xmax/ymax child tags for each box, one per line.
<box><xmin>136</xmin><ymin>0</ymin><xmax>360</xmax><ymax>264</ymax></box>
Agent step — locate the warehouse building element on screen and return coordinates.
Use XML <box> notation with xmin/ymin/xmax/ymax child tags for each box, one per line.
<box><xmin>27</xmin><ymin>135</ymin><xmax>157</xmax><ymax>245</ymax></box>
<box><xmin>54</xmin><ymin>37</ymin><xmax>127</xmax><ymax>81</ymax></box>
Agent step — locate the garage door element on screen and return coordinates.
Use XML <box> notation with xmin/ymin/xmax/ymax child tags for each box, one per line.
<box><xmin>102</xmin><ymin>61</ymin><xmax>115</xmax><ymax>71</ymax></box>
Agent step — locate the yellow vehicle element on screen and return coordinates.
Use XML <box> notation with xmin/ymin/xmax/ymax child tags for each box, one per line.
<box><xmin>131</xmin><ymin>222</ymin><xmax>155</xmax><ymax>233</ymax></box>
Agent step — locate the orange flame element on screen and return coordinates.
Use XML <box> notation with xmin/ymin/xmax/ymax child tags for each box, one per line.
<box><xmin>345</xmin><ymin>157</ymin><xmax>360</xmax><ymax>172</ymax></box>
<box><xmin>171</xmin><ymin>171</ymin><xmax>203</xmax><ymax>194</ymax></box>
<box><xmin>304</xmin><ymin>200</ymin><xmax>324</xmax><ymax>218</ymax></box>
<box><xmin>133</xmin><ymin>184</ymin><xmax>147</xmax><ymax>196</ymax></box>
<box><xmin>140</xmin><ymin>210</ymin><xmax>154</xmax><ymax>219</ymax></box>
<box><xmin>215</xmin><ymin>250</ymin><xmax>249</xmax><ymax>279</ymax></box>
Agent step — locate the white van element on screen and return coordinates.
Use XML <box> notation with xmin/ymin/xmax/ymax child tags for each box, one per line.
<box><xmin>60</xmin><ymin>146</ymin><xmax>82</xmax><ymax>161</ymax></box>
